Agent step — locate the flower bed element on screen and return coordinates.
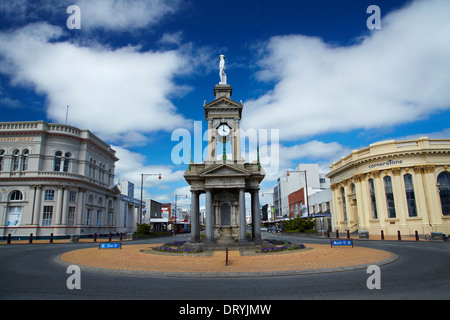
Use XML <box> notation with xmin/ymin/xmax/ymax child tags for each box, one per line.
<box><xmin>261</xmin><ymin>241</ymin><xmax>305</xmax><ymax>253</ymax></box>
<box><xmin>152</xmin><ymin>241</ymin><xmax>203</xmax><ymax>254</ymax></box>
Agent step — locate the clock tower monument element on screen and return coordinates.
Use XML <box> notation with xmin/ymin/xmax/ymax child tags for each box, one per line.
<box><xmin>184</xmin><ymin>55</ymin><xmax>265</xmax><ymax>247</ymax></box>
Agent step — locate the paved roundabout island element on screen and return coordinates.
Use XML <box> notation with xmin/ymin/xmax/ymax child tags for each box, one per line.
<box><xmin>57</xmin><ymin>241</ymin><xmax>397</xmax><ymax>277</ymax></box>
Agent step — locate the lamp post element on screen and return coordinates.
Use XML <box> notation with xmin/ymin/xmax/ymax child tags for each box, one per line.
<box><xmin>173</xmin><ymin>194</ymin><xmax>188</xmax><ymax>235</ymax></box>
<box><xmin>140</xmin><ymin>173</ymin><xmax>161</xmax><ymax>224</ymax></box>
<box><xmin>286</xmin><ymin>170</ymin><xmax>310</xmax><ymax>218</ymax></box>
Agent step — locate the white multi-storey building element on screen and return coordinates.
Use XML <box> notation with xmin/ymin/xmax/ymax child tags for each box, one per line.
<box><xmin>0</xmin><ymin>121</ymin><xmax>121</xmax><ymax>240</ymax></box>
<box><xmin>273</xmin><ymin>163</ymin><xmax>330</xmax><ymax>219</ymax></box>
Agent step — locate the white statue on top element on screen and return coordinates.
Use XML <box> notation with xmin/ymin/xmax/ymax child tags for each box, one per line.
<box><xmin>219</xmin><ymin>54</ymin><xmax>227</xmax><ymax>84</ymax></box>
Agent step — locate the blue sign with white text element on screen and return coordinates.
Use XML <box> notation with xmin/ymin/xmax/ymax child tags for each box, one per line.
<box><xmin>331</xmin><ymin>240</ymin><xmax>353</xmax><ymax>247</ymax></box>
<box><xmin>99</xmin><ymin>242</ymin><xmax>121</xmax><ymax>249</ymax></box>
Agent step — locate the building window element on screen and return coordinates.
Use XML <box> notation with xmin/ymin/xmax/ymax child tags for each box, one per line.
<box><xmin>21</xmin><ymin>149</ymin><xmax>29</xmax><ymax>171</ymax></box>
<box><xmin>69</xmin><ymin>191</ymin><xmax>77</xmax><ymax>202</ymax></box>
<box><xmin>54</xmin><ymin>151</ymin><xmax>62</xmax><ymax>171</ymax></box>
<box><xmin>0</xmin><ymin>150</ymin><xmax>5</xmax><ymax>171</ymax></box>
<box><xmin>368</xmin><ymin>179</ymin><xmax>378</xmax><ymax>219</ymax></box>
<box><xmin>10</xmin><ymin>190</ymin><xmax>23</xmax><ymax>201</ymax></box>
<box><xmin>437</xmin><ymin>172</ymin><xmax>450</xmax><ymax>216</ymax></box>
<box><xmin>403</xmin><ymin>174</ymin><xmax>417</xmax><ymax>217</ymax></box>
<box><xmin>86</xmin><ymin>209</ymin><xmax>92</xmax><ymax>225</ymax></box>
<box><xmin>42</xmin><ymin>206</ymin><xmax>53</xmax><ymax>226</ymax></box>
<box><xmin>63</xmin><ymin>152</ymin><xmax>71</xmax><ymax>172</ymax></box>
<box><xmin>341</xmin><ymin>187</ymin><xmax>347</xmax><ymax>221</ymax></box>
<box><xmin>44</xmin><ymin>189</ymin><xmax>55</xmax><ymax>201</ymax></box>
<box><xmin>67</xmin><ymin>207</ymin><xmax>75</xmax><ymax>226</ymax></box>
<box><xmin>7</xmin><ymin>206</ymin><xmax>23</xmax><ymax>226</ymax></box>
<box><xmin>12</xmin><ymin>150</ymin><xmax>20</xmax><ymax>171</ymax></box>
<box><xmin>96</xmin><ymin>210</ymin><xmax>101</xmax><ymax>226</ymax></box>
<box><xmin>384</xmin><ymin>176</ymin><xmax>396</xmax><ymax>218</ymax></box>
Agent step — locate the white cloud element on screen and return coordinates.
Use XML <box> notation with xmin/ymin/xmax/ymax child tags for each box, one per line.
<box><xmin>0</xmin><ymin>0</ymin><xmax>181</xmax><ymax>31</ymax></box>
<box><xmin>253</xmin><ymin>140</ymin><xmax>349</xmax><ymax>183</ymax></box>
<box><xmin>113</xmin><ymin>145</ymin><xmax>185</xmax><ymax>186</ymax></box>
<box><xmin>242</xmin><ymin>0</ymin><xmax>450</xmax><ymax>141</ymax></box>
<box><xmin>76</xmin><ymin>0</ymin><xmax>181</xmax><ymax>31</ymax></box>
<box><xmin>0</xmin><ymin>23</ymin><xmax>190</xmax><ymax>143</ymax></box>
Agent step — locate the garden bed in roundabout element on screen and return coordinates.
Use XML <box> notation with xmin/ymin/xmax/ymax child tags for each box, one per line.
<box><xmin>142</xmin><ymin>239</ymin><xmax>309</xmax><ymax>256</ymax></box>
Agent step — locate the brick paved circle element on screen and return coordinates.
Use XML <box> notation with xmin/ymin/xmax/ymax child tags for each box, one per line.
<box><xmin>57</xmin><ymin>243</ymin><xmax>397</xmax><ymax>277</ymax></box>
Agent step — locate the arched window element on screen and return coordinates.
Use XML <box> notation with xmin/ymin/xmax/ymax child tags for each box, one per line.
<box><xmin>21</xmin><ymin>149</ymin><xmax>29</xmax><ymax>171</ymax></box>
<box><xmin>368</xmin><ymin>179</ymin><xmax>378</xmax><ymax>219</ymax></box>
<box><xmin>384</xmin><ymin>176</ymin><xmax>396</xmax><ymax>218</ymax></box>
<box><xmin>12</xmin><ymin>150</ymin><xmax>20</xmax><ymax>171</ymax></box>
<box><xmin>10</xmin><ymin>190</ymin><xmax>23</xmax><ymax>201</ymax></box>
<box><xmin>341</xmin><ymin>187</ymin><xmax>347</xmax><ymax>221</ymax></box>
<box><xmin>63</xmin><ymin>152</ymin><xmax>71</xmax><ymax>172</ymax></box>
<box><xmin>437</xmin><ymin>172</ymin><xmax>450</xmax><ymax>216</ymax></box>
<box><xmin>54</xmin><ymin>151</ymin><xmax>62</xmax><ymax>171</ymax></box>
<box><xmin>403</xmin><ymin>174</ymin><xmax>417</xmax><ymax>217</ymax></box>
<box><xmin>0</xmin><ymin>150</ymin><xmax>5</xmax><ymax>171</ymax></box>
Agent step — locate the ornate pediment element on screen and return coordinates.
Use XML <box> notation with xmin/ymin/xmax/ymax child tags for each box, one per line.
<box><xmin>198</xmin><ymin>163</ymin><xmax>251</xmax><ymax>177</ymax></box>
<box><xmin>204</xmin><ymin>96</ymin><xmax>243</xmax><ymax>120</ymax></box>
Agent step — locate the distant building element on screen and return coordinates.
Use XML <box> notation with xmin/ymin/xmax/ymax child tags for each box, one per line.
<box><xmin>0</xmin><ymin>121</ymin><xmax>120</xmax><ymax>240</ymax></box>
<box><xmin>273</xmin><ymin>163</ymin><xmax>330</xmax><ymax>220</ymax></box>
<box><xmin>327</xmin><ymin>137</ymin><xmax>450</xmax><ymax>236</ymax></box>
<box><xmin>116</xmin><ymin>181</ymin><xmax>144</xmax><ymax>234</ymax></box>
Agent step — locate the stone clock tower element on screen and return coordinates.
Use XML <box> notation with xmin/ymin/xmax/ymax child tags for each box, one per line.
<box><xmin>184</xmin><ymin>55</ymin><xmax>265</xmax><ymax>247</ymax></box>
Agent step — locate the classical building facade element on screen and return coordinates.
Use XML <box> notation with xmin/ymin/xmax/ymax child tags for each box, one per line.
<box><xmin>0</xmin><ymin>121</ymin><xmax>121</xmax><ymax>240</ymax></box>
<box><xmin>327</xmin><ymin>137</ymin><xmax>450</xmax><ymax>236</ymax></box>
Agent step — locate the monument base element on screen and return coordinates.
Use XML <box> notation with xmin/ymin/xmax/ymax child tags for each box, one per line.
<box><xmin>181</xmin><ymin>238</ymin><xmax>272</xmax><ymax>252</ymax></box>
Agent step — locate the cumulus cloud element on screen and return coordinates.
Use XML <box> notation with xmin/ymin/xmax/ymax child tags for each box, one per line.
<box><xmin>252</xmin><ymin>140</ymin><xmax>349</xmax><ymax>182</ymax></box>
<box><xmin>0</xmin><ymin>0</ymin><xmax>181</xmax><ymax>31</ymax></box>
<box><xmin>113</xmin><ymin>145</ymin><xmax>186</xmax><ymax>202</ymax></box>
<box><xmin>0</xmin><ymin>22</ymin><xmax>190</xmax><ymax>143</ymax></box>
<box><xmin>241</xmin><ymin>0</ymin><xmax>450</xmax><ymax>141</ymax></box>
<box><xmin>76</xmin><ymin>0</ymin><xmax>181</xmax><ymax>31</ymax></box>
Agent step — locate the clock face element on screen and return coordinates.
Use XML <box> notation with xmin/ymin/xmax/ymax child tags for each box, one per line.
<box><xmin>218</xmin><ymin>124</ymin><xmax>231</xmax><ymax>136</ymax></box>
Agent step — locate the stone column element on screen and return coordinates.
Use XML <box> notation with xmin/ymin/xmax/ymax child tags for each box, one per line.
<box><xmin>205</xmin><ymin>189</ymin><xmax>213</xmax><ymax>243</ymax></box>
<box><xmin>61</xmin><ymin>187</ymin><xmax>70</xmax><ymax>226</ymax></box>
<box><xmin>190</xmin><ymin>191</ymin><xmax>200</xmax><ymax>243</ymax></box>
<box><xmin>252</xmin><ymin>189</ymin><xmax>262</xmax><ymax>240</ymax></box>
<box><xmin>55</xmin><ymin>187</ymin><xmax>64</xmax><ymax>225</ymax></box>
<box><xmin>33</xmin><ymin>186</ymin><xmax>42</xmax><ymax>225</ymax></box>
<box><xmin>76</xmin><ymin>188</ymin><xmax>84</xmax><ymax>226</ymax></box>
<box><xmin>239</xmin><ymin>188</ymin><xmax>247</xmax><ymax>242</ymax></box>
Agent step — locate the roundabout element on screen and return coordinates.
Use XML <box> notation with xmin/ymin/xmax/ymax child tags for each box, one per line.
<box><xmin>57</xmin><ymin>241</ymin><xmax>397</xmax><ymax>277</ymax></box>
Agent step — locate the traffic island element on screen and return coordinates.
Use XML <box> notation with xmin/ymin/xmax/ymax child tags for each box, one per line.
<box><xmin>57</xmin><ymin>242</ymin><xmax>397</xmax><ymax>278</ymax></box>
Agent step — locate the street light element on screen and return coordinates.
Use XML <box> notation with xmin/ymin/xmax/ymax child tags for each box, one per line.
<box><xmin>286</xmin><ymin>170</ymin><xmax>310</xmax><ymax>218</ymax></box>
<box><xmin>140</xmin><ymin>173</ymin><xmax>161</xmax><ymax>224</ymax></box>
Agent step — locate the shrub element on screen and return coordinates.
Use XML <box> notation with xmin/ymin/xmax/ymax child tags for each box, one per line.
<box><xmin>282</xmin><ymin>216</ymin><xmax>315</xmax><ymax>233</ymax></box>
<box><xmin>135</xmin><ymin>223</ymin><xmax>151</xmax><ymax>236</ymax></box>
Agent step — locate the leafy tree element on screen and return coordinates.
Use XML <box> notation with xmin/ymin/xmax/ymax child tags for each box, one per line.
<box><xmin>282</xmin><ymin>215</ymin><xmax>315</xmax><ymax>232</ymax></box>
<box><xmin>135</xmin><ymin>223</ymin><xmax>151</xmax><ymax>236</ymax></box>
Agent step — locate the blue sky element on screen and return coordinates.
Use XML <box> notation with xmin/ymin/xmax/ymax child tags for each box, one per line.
<box><xmin>1</xmin><ymin>0</ymin><xmax>450</xmax><ymax>209</ymax></box>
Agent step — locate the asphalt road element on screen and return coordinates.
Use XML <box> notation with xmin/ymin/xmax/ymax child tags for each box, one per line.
<box><xmin>1</xmin><ymin>233</ymin><xmax>449</xmax><ymax>300</ymax></box>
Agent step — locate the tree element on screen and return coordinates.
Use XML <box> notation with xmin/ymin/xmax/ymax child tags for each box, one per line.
<box><xmin>282</xmin><ymin>215</ymin><xmax>315</xmax><ymax>233</ymax></box>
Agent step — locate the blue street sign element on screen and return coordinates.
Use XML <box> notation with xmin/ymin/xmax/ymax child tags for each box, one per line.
<box><xmin>99</xmin><ymin>242</ymin><xmax>121</xmax><ymax>249</ymax></box>
<box><xmin>331</xmin><ymin>240</ymin><xmax>353</xmax><ymax>247</ymax></box>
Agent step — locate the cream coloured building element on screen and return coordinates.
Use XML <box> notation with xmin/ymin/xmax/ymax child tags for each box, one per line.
<box><xmin>327</xmin><ymin>137</ymin><xmax>450</xmax><ymax>236</ymax></box>
<box><xmin>0</xmin><ymin>121</ymin><xmax>121</xmax><ymax>240</ymax></box>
